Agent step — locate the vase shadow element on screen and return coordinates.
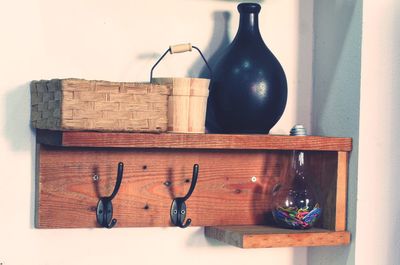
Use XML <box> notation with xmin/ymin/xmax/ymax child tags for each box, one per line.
<box><xmin>188</xmin><ymin>11</ymin><xmax>232</xmax><ymax>133</ymax></box>
<box><xmin>188</xmin><ymin>11</ymin><xmax>231</xmax><ymax>79</ymax></box>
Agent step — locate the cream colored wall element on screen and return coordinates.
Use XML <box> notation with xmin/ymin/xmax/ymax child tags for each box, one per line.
<box><xmin>308</xmin><ymin>0</ymin><xmax>362</xmax><ymax>264</ymax></box>
<box><xmin>355</xmin><ymin>0</ymin><xmax>400</xmax><ymax>264</ymax></box>
<box><xmin>309</xmin><ymin>1</ymin><xmax>400</xmax><ymax>264</ymax></box>
<box><xmin>0</xmin><ymin>0</ymin><xmax>313</xmax><ymax>264</ymax></box>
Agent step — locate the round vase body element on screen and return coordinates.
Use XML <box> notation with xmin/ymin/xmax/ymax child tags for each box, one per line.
<box><xmin>206</xmin><ymin>3</ymin><xmax>287</xmax><ymax>133</ymax></box>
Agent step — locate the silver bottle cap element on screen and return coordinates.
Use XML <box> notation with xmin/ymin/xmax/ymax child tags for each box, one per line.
<box><xmin>290</xmin><ymin>124</ymin><xmax>307</xmax><ymax>136</ymax></box>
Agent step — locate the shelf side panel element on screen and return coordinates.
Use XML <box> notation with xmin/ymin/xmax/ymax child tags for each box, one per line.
<box><xmin>335</xmin><ymin>151</ymin><xmax>349</xmax><ymax>230</ymax></box>
<box><xmin>308</xmin><ymin>152</ymin><xmax>339</xmax><ymax>230</ymax></box>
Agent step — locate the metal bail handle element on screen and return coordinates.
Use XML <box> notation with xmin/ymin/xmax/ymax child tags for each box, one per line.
<box><xmin>150</xmin><ymin>43</ymin><xmax>212</xmax><ymax>81</ymax></box>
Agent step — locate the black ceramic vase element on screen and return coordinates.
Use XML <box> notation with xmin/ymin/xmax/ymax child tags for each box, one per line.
<box><xmin>206</xmin><ymin>3</ymin><xmax>287</xmax><ymax>133</ymax></box>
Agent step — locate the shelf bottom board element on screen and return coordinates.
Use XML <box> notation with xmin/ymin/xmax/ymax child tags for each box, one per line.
<box><xmin>204</xmin><ymin>225</ymin><xmax>350</xmax><ymax>248</ymax></box>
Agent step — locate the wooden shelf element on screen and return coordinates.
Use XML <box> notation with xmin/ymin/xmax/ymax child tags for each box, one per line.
<box><xmin>36</xmin><ymin>129</ymin><xmax>352</xmax><ymax>151</ymax></box>
<box><xmin>205</xmin><ymin>225</ymin><xmax>350</xmax><ymax>248</ymax></box>
<box><xmin>35</xmin><ymin>129</ymin><xmax>351</xmax><ymax>249</ymax></box>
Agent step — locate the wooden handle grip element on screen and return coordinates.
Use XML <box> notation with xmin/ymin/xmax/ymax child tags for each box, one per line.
<box><xmin>170</xmin><ymin>43</ymin><xmax>192</xmax><ymax>54</ymax></box>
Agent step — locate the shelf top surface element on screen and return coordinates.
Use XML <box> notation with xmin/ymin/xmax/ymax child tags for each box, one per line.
<box><xmin>205</xmin><ymin>225</ymin><xmax>351</xmax><ymax>248</ymax></box>
<box><xmin>209</xmin><ymin>225</ymin><xmax>338</xmax><ymax>235</ymax></box>
<box><xmin>36</xmin><ymin>129</ymin><xmax>352</xmax><ymax>151</ymax></box>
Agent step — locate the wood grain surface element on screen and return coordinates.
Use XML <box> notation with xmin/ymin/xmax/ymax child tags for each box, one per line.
<box><xmin>36</xmin><ymin>129</ymin><xmax>352</xmax><ymax>151</ymax></box>
<box><xmin>204</xmin><ymin>225</ymin><xmax>351</xmax><ymax>248</ymax></box>
<box><xmin>335</xmin><ymin>151</ymin><xmax>349</xmax><ymax>231</ymax></box>
<box><xmin>151</xmin><ymin>77</ymin><xmax>209</xmax><ymax>133</ymax></box>
<box><xmin>36</xmin><ymin>145</ymin><xmax>341</xmax><ymax>229</ymax></box>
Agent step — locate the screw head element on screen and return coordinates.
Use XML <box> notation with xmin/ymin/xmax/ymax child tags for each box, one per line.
<box><xmin>93</xmin><ymin>175</ymin><xmax>99</xmax><ymax>181</ymax></box>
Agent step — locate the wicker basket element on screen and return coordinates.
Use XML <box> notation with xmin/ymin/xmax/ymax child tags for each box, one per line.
<box><xmin>30</xmin><ymin>78</ymin><xmax>169</xmax><ymax>132</ymax></box>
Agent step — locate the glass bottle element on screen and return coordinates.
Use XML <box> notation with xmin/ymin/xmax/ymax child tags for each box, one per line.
<box><xmin>272</xmin><ymin>125</ymin><xmax>322</xmax><ymax>229</ymax></box>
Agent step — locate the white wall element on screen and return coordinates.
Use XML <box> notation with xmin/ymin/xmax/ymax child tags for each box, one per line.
<box><xmin>310</xmin><ymin>1</ymin><xmax>400</xmax><ymax>265</ymax></box>
<box><xmin>0</xmin><ymin>1</ymin><xmax>313</xmax><ymax>264</ymax></box>
<box><xmin>308</xmin><ymin>0</ymin><xmax>362</xmax><ymax>264</ymax></box>
<box><xmin>355</xmin><ymin>0</ymin><xmax>400</xmax><ymax>264</ymax></box>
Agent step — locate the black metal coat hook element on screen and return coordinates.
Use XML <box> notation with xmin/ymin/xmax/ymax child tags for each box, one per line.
<box><xmin>170</xmin><ymin>164</ymin><xmax>199</xmax><ymax>228</ymax></box>
<box><xmin>96</xmin><ymin>162</ymin><xmax>124</xmax><ymax>228</ymax></box>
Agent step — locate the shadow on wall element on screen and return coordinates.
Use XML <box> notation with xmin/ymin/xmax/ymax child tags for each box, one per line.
<box><xmin>186</xmin><ymin>227</ymin><xmax>228</xmax><ymax>247</ymax></box>
<box><xmin>296</xmin><ymin>0</ymin><xmax>314</xmax><ymax>128</ymax></box>
<box><xmin>309</xmin><ymin>0</ymin><xmax>361</xmax><ymax>264</ymax></box>
<box><xmin>311</xmin><ymin>0</ymin><xmax>360</xmax><ymax>135</ymax></box>
<box><xmin>4</xmin><ymin>83</ymin><xmax>34</xmax><ymax>151</ymax></box>
<box><xmin>203</xmin><ymin>0</ymin><xmax>264</xmax><ymax>2</ymax></box>
<box><xmin>188</xmin><ymin>11</ymin><xmax>232</xmax><ymax>79</ymax></box>
<box><xmin>188</xmin><ymin>11</ymin><xmax>232</xmax><ymax>133</ymax></box>
<box><xmin>3</xmin><ymin>83</ymin><xmax>37</xmax><ymax>227</ymax></box>
<box><xmin>134</xmin><ymin>52</ymin><xmax>162</xmax><ymax>82</ymax></box>
<box><xmin>386</xmin><ymin>4</ymin><xmax>400</xmax><ymax>262</ymax></box>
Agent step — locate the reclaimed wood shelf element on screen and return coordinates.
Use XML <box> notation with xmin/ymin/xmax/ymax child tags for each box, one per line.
<box><xmin>35</xmin><ymin>130</ymin><xmax>352</xmax><ymax>249</ymax></box>
<box><xmin>36</xmin><ymin>129</ymin><xmax>352</xmax><ymax>151</ymax></box>
<box><xmin>205</xmin><ymin>226</ymin><xmax>351</xmax><ymax>248</ymax></box>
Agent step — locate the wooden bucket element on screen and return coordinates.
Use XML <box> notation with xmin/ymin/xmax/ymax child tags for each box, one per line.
<box><xmin>151</xmin><ymin>43</ymin><xmax>211</xmax><ymax>133</ymax></box>
<box><xmin>152</xmin><ymin>77</ymin><xmax>209</xmax><ymax>133</ymax></box>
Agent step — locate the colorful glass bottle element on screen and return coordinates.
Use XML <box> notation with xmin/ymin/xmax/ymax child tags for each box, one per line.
<box><xmin>272</xmin><ymin>125</ymin><xmax>322</xmax><ymax>229</ymax></box>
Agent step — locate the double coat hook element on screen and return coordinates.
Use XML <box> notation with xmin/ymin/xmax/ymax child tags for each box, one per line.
<box><xmin>170</xmin><ymin>164</ymin><xmax>199</xmax><ymax>228</ymax></box>
<box><xmin>96</xmin><ymin>162</ymin><xmax>124</xmax><ymax>228</ymax></box>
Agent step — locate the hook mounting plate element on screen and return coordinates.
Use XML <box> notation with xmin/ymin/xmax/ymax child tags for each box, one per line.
<box><xmin>96</xmin><ymin>198</ymin><xmax>114</xmax><ymax>228</ymax></box>
<box><xmin>170</xmin><ymin>198</ymin><xmax>187</xmax><ymax>226</ymax></box>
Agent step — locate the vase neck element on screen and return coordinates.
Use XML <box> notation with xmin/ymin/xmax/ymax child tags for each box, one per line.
<box><xmin>235</xmin><ymin>3</ymin><xmax>262</xmax><ymax>39</ymax></box>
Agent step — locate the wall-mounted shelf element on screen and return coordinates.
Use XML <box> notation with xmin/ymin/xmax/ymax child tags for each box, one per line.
<box><xmin>35</xmin><ymin>129</ymin><xmax>351</xmax><ymax>249</ymax></box>
<box><xmin>205</xmin><ymin>226</ymin><xmax>350</xmax><ymax>248</ymax></box>
<box><xmin>36</xmin><ymin>129</ymin><xmax>352</xmax><ymax>151</ymax></box>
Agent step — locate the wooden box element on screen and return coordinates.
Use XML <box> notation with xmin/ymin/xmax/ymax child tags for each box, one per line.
<box><xmin>30</xmin><ymin>79</ymin><xmax>169</xmax><ymax>132</ymax></box>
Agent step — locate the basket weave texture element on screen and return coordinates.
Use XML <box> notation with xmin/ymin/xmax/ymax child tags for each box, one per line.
<box><xmin>31</xmin><ymin>79</ymin><xmax>170</xmax><ymax>132</ymax></box>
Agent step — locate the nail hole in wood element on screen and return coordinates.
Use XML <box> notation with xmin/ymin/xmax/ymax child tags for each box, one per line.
<box><xmin>164</xmin><ymin>181</ymin><xmax>171</xmax><ymax>187</ymax></box>
<box><xmin>144</xmin><ymin>204</ymin><xmax>149</xmax><ymax>210</ymax></box>
<box><xmin>185</xmin><ymin>179</ymin><xmax>190</xmax><ymax>183</ymax></box>
<box><xmin>142</xmin><ymin>165</ymin><xmax>147</xmax><ymax>170</ymax></box>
